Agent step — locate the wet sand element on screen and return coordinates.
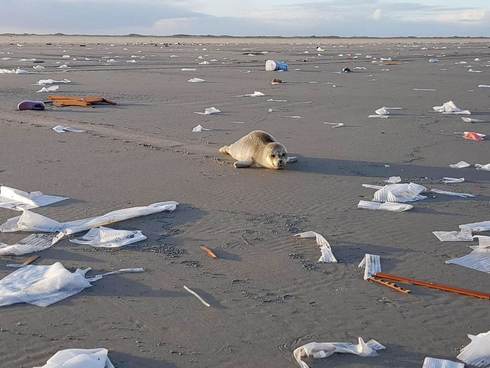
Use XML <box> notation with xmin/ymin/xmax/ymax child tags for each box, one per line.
<box><xmin>0</xmin><ymin>35</ymin><xmax>489</xmax><ymax>368</ymax></box>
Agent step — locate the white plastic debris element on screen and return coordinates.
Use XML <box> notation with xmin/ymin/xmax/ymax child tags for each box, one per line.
<box><xmin>474</xmin><ymin>235</ymin><xmax>490</xmax><ymax>248</ymax></box>
<box><xmin>0</xmin><ymin>234</ymin><xmax>57</xmax><ymax>256</ymax></box>
<box><xmin>0</xmin><ymin>201</ymin><xmax>178</xmax><ymax>239</ymax></box>
<box><xmin>33</xmin><ymin>65</ymin><xmax>45</xmax><ymax>71</ymax></box>
<box><xmin>0</xmin><ymin>185</ymin><xmax>68</xmax><ymax>210</ymax></box>
<box><xmin>52</xmin><ymin>125</ymin><xmax>86</xmax><ymax>133</ymax></box>
<box><xmin>475</xmin><ymin>164</ymin><xmax>490</xmax><ymax>171</ymax></box>
<box><xmin>0</xmin><ymin>262</ymin><xmax>144</xmax><ymax>307</ymax></box>
<box><xmin>194</xmin><ymin>107</ymin><xmax>221</xmax><ymax>115</ymax></box>
<box><xmin>293</xmin><ymin>337</ymin><xmax>385</xmax><ymax>368</ymax></box>
<box><xmin>422</xmin><ymin>357</ymin><xmax>464</xmax><ymax>368</ymax></box>
<box><xmin>373</xmin><ymin>183</ymin><xmax>427</xmax><ymax>203</ymax></box>
<box><xmin>442</xmin><ymin>177</ymin><xmax>465</xmax><ymax>184</ymax></box>
<box><xmin>183</xmin><ymin>285</ymin><xmax>211</xmax><ymax>307</ymax></box>
<box><xmin>358</xmin><ymin>200</ymin><xmax>413</xmax><ymax>212</ymax></box>
<box><xmin>460</xmin><ymin>220</ymin><xmax>490</xmax><ymax>233</ymax></box>
<box><xmin>370</xmin><ymin>106</ymin><xmax>402</xmax><ymax>118</ymax></box>
<box><xmin>358</xmin><ymin>254</ymin><xmax>381</xmax><ymax>280</ymax></box>
<box><xmin>433</xmin><ymin>230</ymin><xmax>473</xmax><ymax>242</ymax></box>
<box><xmin>478</xmin><ymin>84</ymin><xmax>490</xmax><ymax>88</ymax></box>
<box><xmin>61</xmin><ymin>54</ymin><xmax>70</xmax><ymax>59</ymax></box>
<box><xmin>450</xmin><ymin>161</ymin><xmax>471</xmax><ymax>169</ymax></box>
<box><xmin>36</xmin><ymin>79</ymin><xmax>71</xmax><ymax>85</ymax></box>
<box><xmin>192</xmin><ymin>124</ymin><xmax>211</xmax><ymax>132</ymax></box>
<box><xmin>243</xmin><ymin>91</ymin><xmax>265</xmax><ymax>97</ymax></box>
<box><xmin>294</xmin><ymin>231</ymin><xmax>337</xmax><ymax>263</ymax></box>
<box><xmin>431</xmin><ymin>188</ymin><xmax>474</xmax><ymax>198</ymax></box>
<box><xmin>188</xmin><ymin>78</ymin><xmax>205</xmax><ymax>83</ymax></box>
<box><xmin>0</xmin><ymin>68</ymin><xmax>29</xmax><ymax>74</ymax></box>
<box><xmin>316</xmin><ymin>47</ymin><xmax>325</xmax><ymax>52</ymax></box>
<box><xmin>433</xmin><ymin>101</ymin><xmax>471</xmax><ymax>115</ymax></box>
<box><xmin>457</xmin><ymin>331</ymin><xmax>490</xmax><ymax>367</ymax></box>
<box><xmin>37</xmin><ymin>85</ymin><xmax>59</xmax><ymax>93</ymax></box>
<box><xmin>181</xmin><ymin>68</ymin><xmax>197</xmax><ymax>71</ymax></box>
<box><xmin>428</xmin><ymin>58</ymin><xmax>440</xmax><ymax>63</ymax></box>
<box><xmin>70</xmin><ymin>227</ymin><xmax>147</xmax><ymax>248</ymax></box>
<box><xmin>34</xmin><ymin>348</ymin><xmax>115</xmax><ymax>368</ymax></box>
<box><xmin>446</xmin><ymin>245</ymin><xmax>490</xmax><ymax>273</ymax></box>
<box><xmin>462</xmin><ymin>117</ymin><xmax>487</xmax><ymax>123</ymax></box>
<box><xmin>384</xmin><ymin>176</ymin><xmax>402</xmax><ymax>184</ymax></box>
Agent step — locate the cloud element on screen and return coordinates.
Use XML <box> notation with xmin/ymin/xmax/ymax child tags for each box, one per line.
<box><xmin>371</xmin><ymin>8</ymin><xmax>383</xmax><ymax>21</ymax></box>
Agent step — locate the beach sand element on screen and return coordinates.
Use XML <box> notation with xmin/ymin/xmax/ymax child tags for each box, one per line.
<box><xmin>0</xmin><ymin>35</ymin><xmax>489</xmax><ymax>367</ymax></box>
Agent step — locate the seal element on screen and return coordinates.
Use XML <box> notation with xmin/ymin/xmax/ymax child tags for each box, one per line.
<box><xmin>219</xmin><ymin>130</ymin><xmax>295</xmax><ymax>169</ymax></box>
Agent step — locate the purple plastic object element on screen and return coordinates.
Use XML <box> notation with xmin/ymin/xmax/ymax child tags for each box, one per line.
<box><xmin>17</xmin><ymin>100</ymin><xmax>45</xmax><ymax>111</ymax></box>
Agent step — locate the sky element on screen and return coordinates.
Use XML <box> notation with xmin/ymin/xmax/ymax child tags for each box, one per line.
<box><xmin>1</xmin><ymin>0</ymin><xmax>489</xmax><ymax>37</ymax></box>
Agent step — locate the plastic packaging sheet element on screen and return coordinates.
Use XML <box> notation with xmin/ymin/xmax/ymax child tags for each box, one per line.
<box><xmin>476</xmin><ymin>164</ymin><xmax>490</xmax><ymax>171</ymax></box>
<box><xmin>0</xmin><ymin>233</ymin><xmax>57</xmax><ymax>256</ymax></box>
<box><xmin>442</xmin><ymin>177</ymin><xmax>465</xmax><ymax>184</ymax></box>
<box><xmin>446</xmin><ymin>246</ymin><xmax>490</xmax><ymax>273</ymax></box>
<box><xmin>293</xmin><ymin>337</ymin><xmax>385</xmax><ymax>368</ymax></box>
<box><xmin>422</xmin><ymin>357</ymin><xmax>464</xmax><ymax>368</ymax></box>
<box><xmin>450</xmin><ymin>161</ymin><xmax>471</xmax><ymax>169</ymax></box>
<box><xmin>188</xmin><ymin>78</ymin><xmax>205</xmax><ymax>83</ymax></box>
<box><xmin>358</xmin><ymin>254</ymin><xmax>381</xmax><ymax>280</ymax></box>
<box><xmin>192</xmin><ymin>124</ymin><xmax>211</xmax><ymax>132</ymax></box>
<box><xmin>52</xmin><ymin>125</ymin><xmax>85</xmax><ymax>133</ymax></box>
<box><xmin>0</xmin><ymin>185</ymin><xmax>68</xmax><ymax>210</ymax></box>
<box><xmin>294</xmin><ymin>231</ymin><xmax>337</xmax><ymax>263</ymax></box>
<box><xmin>70</xmin><ymin>227</ymin><xmax>147</xmax><ymax>248</ymax></box>
<box><xmin>194</xmin><ymin>107</ymin><xmax>221</xmax><ymax>115</ymax></box>
<box><xmin>358</xmin><ymin>200</ymin><xmax>413</xmax><ymax>212</ymax></box>
<box><xmin>372</xmin><ymin>183</ymin><xmax>427</xmax><ymax>203</ymax></box>
<box><xmin>36</xmin><ymin>78</ymin><xmax>71</xmax><ymax>85</ymax></box>
<box><xmin>0</xmin><ymin>201</ymin><xmax>178</xmax><ymax>237</ymax></box>
<box><xmin>0</xmin><ymin>262</ymin><xmax>144</xmax><ymax>307</ymax></box>
<box><xmin>433</xmin><ymin>101</ymin><xmax>471</xmax><ymax>115</ymax></box>
<box><xmin>457</xmin><ymin>331</ymin><xmax>490</xmax><ymax>367</ymax></box>
<box><xmin>34</xmin><ymin>348</ymin><xmax>115</xmax><ymax>368</ymax></box>
<box><xmin>433</xmin><ymin>230</ymin><xmax>474</xmax><ymax>242</ymax></box>
<box><xmin>431</xmin><ymin>188</ymin><xmax>475</xmax><ymax>198</ymax></box>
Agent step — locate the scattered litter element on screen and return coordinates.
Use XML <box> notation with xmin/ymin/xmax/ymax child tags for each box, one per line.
<box><xmin>58</xmin><ymin>64</ymin><xmax>69</xmax><ymax>69</ymax></box>
<box><xmin>183</xmin><ymin>285</ymin><xmax>211</xmax><ymax>307</ymax></box>
<box><xmin>33</xmin><ymin>65</ymin><xmax>45</xmax><ymax>71</ymax></box>
<box><xmin>0</xmin><ymin>185</ymin><xmax>68</xmax><ymax>210</ymax></box>
<box><xmin>478</xmin><ymin>84</ymin><xmax>490</xmax><ymax>88</ymax></box>
<box><xmin>293</xmin><ymin>337</ymin><xmax>385</xmax><ymax>368</ymax></box>
<box><xmin>0</xmin><ymin>68</ymin><xmax>29</xmax><ymax>74</ymax></box>
<box><xmin>0</xmin><ymin>262</ymin><xmax>144</xmax><ymax>307</ymax></box>
<box><xmin>188</xmin><ymin>78</ymin><xmax>205</xmax><ymax>83</ymax></box>
<box><xmin>37</xmin><ymin>85</ymin><xmax>59</xmax><ymax>93</ymax></box>
<box><xmin>369</xmin><ymin>106</ymin><xmax>401</xmax><ymax>118</ymax></box>
<box><xmin>48</xmin><ymin>96</ymin><xmax>117</xmax><ymax>107</ymax></box>
<box><xmin>442</xmin><ymin>177</ymin><xmax>465</xmax><ymax>184</ymax></box>
<box><xmin>372</xmin><ymin>183</ymin><xmax>427</xmax><ymax>203</ymax></box>
<box><xmin>70</xmin><ymin>227</ymin><xmax>147</xmax><ymax>249</ymax></box>
<box><xmin>384</xmin><ymin>176</ymin><xmax>402</xmax><ymax>184</ymax></box>
<box><xmin>194</xmin><ymin>107</ymin><xmax>221</xmax><ymax>115</ymax></box>
<box><xmin>433</xmin><ymin>229</ymin><xmax>473</xmax><ymax>242</ymax></box>
<box><xmin>271</xmin><ymin>78</ymin><xmax>283</xmax><ymax>85</ymax></box>
<box><xmin>462</xmin><ymin>117</ymin><xmax>487</xmax><ymax>123</ymax></box>
<box><xmin>457</xmin><ymin>331</ymin><xmax>490</xmax><ymax>367</ymax></box>
<box><xmin>324</xmin><ymin>122</ymin><xmax>344</xmax><ymax>128</ymax></box>
<box><xmin>37</xmin><ymin>79</ymin><xmax>71</xmax><ymax>85</ymax></box>
<box><xmin>192</xmin><ymin>124</ymin><xmax>211</xmax><ymax>132</ymax></box>
<box><xmin>475</xmin><ymin>164</ymin><xmax>490</xmax><ymax>171</ymax></box>
<box><xmin>428</xmin><ymin>58</ymin><xmax>440</xmax><ymax>63</ymax></box>
<box><xmin>0</xmin><ymin>201</ymin><xmax>178</xmax><ymax>239</ymax></box>
<box><xmin>295</xmin><ymin>231</ymin><xmax>337</xmax><ymax>263</ymax></box>
<box><xmin>450</xmin><ymin>161</ymin><xmax>471</xmax><ymax>169</ymax></box>
<box><xmin>198</xmin><ymin>60</ymin><xmax>209</xmax><ymax>65</ymax></box>
<box><xmin>181</xmin><ymin>68</ymin><xmax>197</xmax><ymax>71</ymax></box>
<box><xmin>359</xmin><ymin>254</ymin><xmax>381</xmax><ymax>280</ymax></box>
<box><xmin>354</xmin><ymin>66</ymin><xmax>367</xmax><ymax>70</ymax></box>
<box><xmin>433</xmin><ymin>101</ymin><xmax>471</xmax><ymax>115</ymax></box>
<box><xmin>468</xmin><ymin>69</ymin><xmax>482</xmax><ymax>73</ymax></box>
<box><xmin>446</xmin><ymin>244</ymin><xmax>490</xmax><ymax>273</ymax></box>
<box><xmin>357</xmin><ymin>200</ymin><xmax>413</xmax><ymax>212</ymax></box>
<box><xmin>200</xmin><ymin>245</ymin><xmax>218</xmax><ymax>259</ymax></box>
<box><xmin>17</xmin><ymin>100</ymin><xmax>45</xmax><ymax>111</ymax></box>
<box><xmin>431</xmin><ymin>188</ymin><xmax>474</xmax><ymax>198</ymax></box>
<box><xmin>242</xmin><ymin>91</ymin><xmax>265</xmax><ymax>97</ymax></box>
<box><xmin>265</xmin><ymin>60</ymin><xmax>288</xmax><ymax>72</ymax></box>
<box><xmin>463</xmin><ymin>131</ymin><xmax>485</xmax><ymax>141</ymax></box>
<box><xmin>34</xmin><ymin>348</ymin><xmax>115</xmax><ymax>368</ymax></box>
<box><xmin>52</xmin><ymin>125</ymin><xmax>85</xmax><ymax>133</ymax></box>
<box><xmin>0</xmin><ymin>234</ymin><xmax>57</xmax><ymax>256</ymax></box>
<box><xmin>422</xmin><ymin>357</ymin><xmax>464</xmax><ymax>368</ymax></box>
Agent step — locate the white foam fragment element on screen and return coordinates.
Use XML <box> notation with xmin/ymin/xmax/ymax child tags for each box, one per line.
<box><xmin>433</xmin><ymin>101</ymin><xmax>471</xmax><ymax>115</ymax></box>
<box><xmin>295</xmin><ymin>231</ymin><xmax>337</xmax><ymax>263</ymax></box>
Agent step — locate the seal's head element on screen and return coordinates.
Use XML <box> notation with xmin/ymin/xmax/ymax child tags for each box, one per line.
<box><xmin>264</xmin><ymin>142</ymin><xmax>288</xmax><ymax>169</ymax></box>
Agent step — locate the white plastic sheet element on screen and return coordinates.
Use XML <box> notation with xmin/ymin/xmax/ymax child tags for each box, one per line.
<box><xmin>442</xmin><ymin>177</ymin><xmax>465</xmax><ymax>184</ymax></box>
<box><xmin>34</xmin><ymin>348</ymin><xmax>115</xmax><ymax>368</ymax></box>
<box><xmin>36</xmin><ymin>79</ymin><xmax>71</xmax><ymax>85</ymax></box>
<box><xmin>373</xmin><ymin>183</ymin><xmax>427</xmax><ymax>203</ymax></box>
<box><xmin>188</xmin><ymin>78</ymin><xmax>205</xmax><ymax>83</ymax></box>
<box><xmin>450</xmin><ymin>161</ymin><xmax>471</xmax><ymax>169</ymax></box>
<box><xmin>0</xmin><ymin>233</ymin><xmax>57</xmax><ymax>256</ymax></box>
<box><xmin>192</xmin><ymin>124</ymin><xmax>211</xmax><ymax>132</ymax></box>
<box><xmin>359</xmin><ymin>254</ymin><xmax>381</xmax><ymax>280</ymax></box>
<box><xmin>431</xmin><ymin>188</ymin><xmax>474</xmax><ymax>198</ymax></box>
<box><xmin>433</xmin><ymin>230</ymin><xmax>473</xmax><ymax>242</ymax></box>
<box><xmin>37</xmin><ymin>85</ymin><xmax>59</xmax><ymax>93</ymax></box>
<box><xmin>457</xmin><ymin>331</ymin><xmax>490</xmax><ymax>367</ymax></box>
<box><xmin>422</xmin><ymin>357</ymin><xmax>464</xmax><ymax>368</ymax></box>
<box><xmin>293</xmin><ymin>337</ymin><xmax>385</xmax><ymax>368</ymax></box>
<box><xmin>0</xmin><ymin>185</ymin><xmax>68</xmax><ymax>210</ymax></box>
<box><xmin>0</xmin><ymin>202</ymin><xmax>178</xmax><ymax>239</ymax></box>
<box><xmin>433</xmin><ymin>101</ymin><xmax>471</xmax><ymax>115</ymax></box>
<box><xmin>295</xmin><ymin>231</ymin><xmax>337</xmax><ymax>263</ymax></box>
<box><xmin>446</xmin><ymin>246</ymin><xmax>490</xmax><ymax>273</ymax></box>
<box><xmin>242</xmin><ymin>91</ymin><xmax>265</xmax><ymax>97</ymax></box>
<box><xmin>475</xmin><ymin>164</ymin><xmax>490</xmax><ymax>171</ymax></box>
<box><xmin>358</xmin><ymin>200</ymin><xmax>413</xmax><ymax>212</ymax></box>
<box><xmin>70</xmin><ymin>227</ymin><xmax>146</xmax><ymax>248</ymax></box>
<box><xmin>384</xmin><ymin>176</ymin><xmax>402</xmax><ymax>184</ymax></box>
<box><xmin>0</xmin><ymin>262</ymin><xmax>144</xmax><ymax>307</ymax></box>
<box><xmin>52</xmin><ymin>125</ymin><xmax>85</xmax><ymax>133</ymax></box>
<box><xmin>462</xmin><ymin>117</ymin><xmax>487</xmax><ymax>123</ymax></box>
<box><xmin>194</xmin><ymin>107</ymin><xmax>221</xmax><ymax>115</ymax></box>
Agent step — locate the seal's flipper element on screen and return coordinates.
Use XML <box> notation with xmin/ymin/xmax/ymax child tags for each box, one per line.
<box><xmin>234</xmin><ymin>160</ymin><xmax>253</xmax><ymax>168</ymax></box>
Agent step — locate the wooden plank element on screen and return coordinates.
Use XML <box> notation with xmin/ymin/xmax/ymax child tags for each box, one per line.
<box><xmin>369</xmin><ymin>276</ymin><xmax>411</xmax><ymax>294</ymax></box>
<box><xmin>21</xmin><ymin>255</ymin><xmax>40</xmax><ymax>266</ymax></box>
<box><xmin>200</xmin><ymin>245</ymin><xmax>218</xmax><ymax>259</ymax></box>
<box><xmin>375</xmin><ymin>272</ymin><xmax>490</xmax><ymax>300</ymax></box>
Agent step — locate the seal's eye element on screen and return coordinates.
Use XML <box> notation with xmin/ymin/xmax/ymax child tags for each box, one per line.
<box><xmin>271</xmin><ymin>154</ymin><xmax>275</xmax><ymax>158</ymax></box>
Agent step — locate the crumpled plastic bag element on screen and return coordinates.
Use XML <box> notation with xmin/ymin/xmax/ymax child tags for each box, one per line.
<box><xmin>70</xmin><ymin>227</ymin><xmax>146</xmax><ymax>248</ymax></box>
<box><xmin>52</xmin><ymin>125</ymin><xmax>85</xmax><ymax>133</ymax></box>
<box><xmin>294</xmin><ymin>231</ymin><xmax>337</xmax><ymax>263</ymax></box>
<box><xmin>192</xmin><ymin>124</ymin><xmax>211</xmax><ymax>132</ymax></box>
<box><xmin>358</xmin><ymin>254</ymin><xmax>381</xmax><ymax>280</ymax></box>
<box><xmin>0</xmin><ymin>262</ymin><xmax>143</xmax><ymax>307</ymax></box>
<box><xmin>373</xmin><ymin>183</ymin><xmax>427</xmax><ymax>203</ymax></box>
<box><xmin>0</xmin><ymin>185</ymin><xmax>68</xmax><ymax>210</ymax></box>
<box><xmin>358</xmin><ymin>200</ymin><xmax>413</xmax><ymax>212</ymax></box>
<box><xmin>450</xmin><ymin>161</ymin><xmax>471</xmax><ymax>169</ymax></box>
<box><xmin>422</xmin><ymin>357</ymin><xmax>464</xmax><ymax>368</ymax></box>
<box><xmin>194</xmin><ymin>107</ymin><xmax>221</xmax><ymax>115</ymax></box>
<box><xmin>457</xmin><ymin>330</ymin><xmax>490</xmax><ymax>367</ymax></box>
<box><xmin>475</xmin><ymin>164</ymin><xmax>490</xmax><ymax>171</ymax></box>
<box><xmin>293</xmin><ymin>337</ymin><xmax>385</xmax><ymax>368</ymax></box>
<box><xmin>433</xmin><ymin>101</ymin><xmax>471</xmax><ymax>115</ymax></box>
<box><xmin>33</xmin><ymin>348</ymin><xmax>114</xmax><ymax>368</ymax></box>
